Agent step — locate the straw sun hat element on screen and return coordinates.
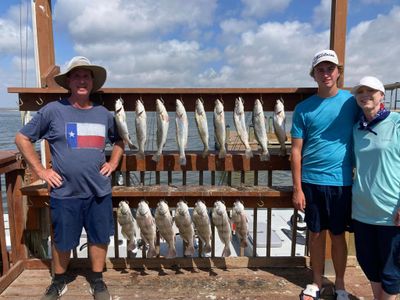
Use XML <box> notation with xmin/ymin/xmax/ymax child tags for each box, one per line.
<box><xmin>54</xmin><ymin>56</ymin><xmax>107</xmax><ymax>92</ymax></box>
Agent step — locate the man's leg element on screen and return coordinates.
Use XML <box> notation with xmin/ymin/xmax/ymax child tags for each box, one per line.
<box><xmin>330</xmin><ymin>232</ymin><xmax>347</xmax><ymax>290</ymax></box>
<box><xmin>309</xmin><ymin>230</ymin><xmax>327</xmax><ymax>289</ymax></box>
<box><xmin>89</xmin><ymin>244</ymin><xmax>108</xmax><ymax>272</ymax></box>
<box><xmin>52</xmin><ymin>245</ymin><xmax>71</xmax><ymax>274</ymax></box>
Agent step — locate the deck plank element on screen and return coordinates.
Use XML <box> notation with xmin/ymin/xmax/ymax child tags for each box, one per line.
<box><xmin>0</xmin><ymin>266</ymin><xmax>372</xmax><ymax>299</ymax></box>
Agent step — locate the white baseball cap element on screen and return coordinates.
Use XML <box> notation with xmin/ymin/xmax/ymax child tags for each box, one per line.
<box><xmin>310</xmin><ymin>49</ymin><xmax>339</xmax><ymax>75</ymax></box>
<box><xmin>351</xmin><ymin>76</ymin><xmax>385</xmax><ymax>95</ymax></box>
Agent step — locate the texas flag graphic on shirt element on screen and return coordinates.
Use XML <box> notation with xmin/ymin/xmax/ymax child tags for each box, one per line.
<box><xmin>66</xmin><ymin>122</ymin><xmax>105</xmax><ymax>149</ymax></box>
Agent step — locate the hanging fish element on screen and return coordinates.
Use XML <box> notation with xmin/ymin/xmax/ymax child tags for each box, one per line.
<box><xmin>175</xmin><ymin>99</ymin><xmax>188</xmax><ymax>166</ymax></box>
<box><xmin>116</xmin><ymin>201</ymin><xmax>138</xmax><ymax>252</ymax></box>
<box><xmin>231</xmin><ymin>200</ymin><xmax>249</xmax><ymax>248</ymax></box>
<box><xmin>273</xmin><ymin>98</ymin><xmax>287</xmax><ymax>156</ymax></box>
<box><xmin>155</xmin><ymin>200</ymin><xmax>176</xmax><ymax>258</ymax></box>
<box><xmin>233</xmin><ymin>97</ymin><xmax>253</xmax><ymax>159</ymax></box>
<box><xmin>213</xmin><ymin>99</ymin><xmax>227</xmax><ymax>159</ymax></box>
<box><xmin>152</xmin><ymin>99</ymin><xmax>169</xmax><ymax>162</ymax></box>
<box><xmin>195</xmin><ymin>98</ymin><xmax>209</xmax><ymax>157</ymax></box>
<box><xmin>252</xmin><ymin>99</ymin><xmax>270</xmax><ymax>161</ymax></box>
<box><xmin>135</xmin><ymin>99</ymin><xmax>147</xmax><ymax>159</ymax></box>
<box><xmin>115</xmin><ymin>98</ymin><xmax>136</xmax><ymax>150</ymax></box>
<box><xmin>135</xmin><ymin>200</ymin><xmax>157</xmax><ymax>258</ymax></box>
<box><xmin>174</xmin><ymin>200</ymin><xmax>195</xmax><ymax>257</ymax></box>
<box><xmin>212</xmin><ymin>201</ymin><xmax>232</xmax><ymax>257</ymax></box>
<box><xmin>192</xmin><ymin>200</ymin><xmax>212</xmax><ymax>255</ymax></box>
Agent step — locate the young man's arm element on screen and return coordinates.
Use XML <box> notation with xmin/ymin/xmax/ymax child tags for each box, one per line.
<box><xmin>15</xmin><ymin>132</ymin><xmax>62</xmax><ymax>188</ymax></box>
<box><xmin>290</xmin><ymin>138</ymin><xmax>306</xmax><ymax>212</ymax></box>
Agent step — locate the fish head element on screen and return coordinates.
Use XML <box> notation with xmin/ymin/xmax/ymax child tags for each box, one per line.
<box><xmin>214</xmin><ymin>200</ymin><xmax>226</xmax><ymax>215</ymax></box>
<box><xmin>176</xmin><ymin>200</ymin><xmax>189</xmax><ymax>215</ymax></box>
<box><xmin>195</xmin><ymin>98</ymin><xmax>205</xmax><ymax>114</ymax></box>
<box><xmin>138</xmin><ymin>200</ymin><xmax>150</xmax><ymax>215</ymax></box>
<box><xmin>135</xmin><ymin>99</ymin><xmax>145</xmax><ymax>114</ymax></box>
<box><xmin>234</xmin><ymin>97</ymin><xmax>244</xmax><ymax>114</ymax></box>
<box><xmin>157</xmin><ymin>200</ymin><xmax>169</xmax><ymax>215</ymax></box>
<box><xmin>214</xmin><ymin>99</ymin><xmax>224</xmax><ymax>114</ymax></box>
<box><xmin>253</xmin><ymin>99</ymin><xmax>263</xmax><ymax>114</ymax></box>
<box><xmin>115</xmin><ymin>98</ymin><xmax>124</xmax><ymax>113</ymax></box>
<box><xmin>274</xmin><ymin>98</ymin><xmax>285</xmax><ymax>114</ymax></box>
<box><xmin>195</xmin><ymin>200</ymin><xmax>207</xmax><ymax>215</ymax></box>
<box><xmin>118</xmin><ymin>200</ymin><xmax>130</xmax><ymax>215</ymax></box>
<box><xmin>233</xmin><ymin>200</ymin><xmax>245</xmax><ymax>213</ymax></box>
<box><xmin>175</xmin><ymin>99</ymin><xmax>186</xmax><ymax>115</ymax></box>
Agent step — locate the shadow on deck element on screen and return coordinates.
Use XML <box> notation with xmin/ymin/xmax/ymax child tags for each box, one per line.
<box><xmin>0</xmin><ymin>264</ymin><xmax>371</xmax><ymax>299</ymax></box>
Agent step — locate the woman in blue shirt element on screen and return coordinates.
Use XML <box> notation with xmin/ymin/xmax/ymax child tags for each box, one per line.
<box><xmin>352</xmin><ymin>76</ymin><xmax>400</xmax><ymax>300</ymax></box>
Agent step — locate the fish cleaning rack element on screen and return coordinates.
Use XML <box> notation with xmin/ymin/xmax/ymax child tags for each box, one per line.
<box><xmin>13</xmin><ymin>87</ymin><xmax>317</xmax><ymax>263</ymax></box>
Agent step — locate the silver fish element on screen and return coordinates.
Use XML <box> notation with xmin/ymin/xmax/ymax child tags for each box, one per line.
<box><xmin>273</xmin><ymin>98</ymin><xmax>287</xmax><ymax>156</ymax></box>
<box><xmin>115</xmin><ymin>98</ymin><xmax>136</xmax><ymax>150</ymax></box>
<box><xmin>135</xmin><ymin>99</ymin><xmax>147</xmax><ymax>159</ymax></box>
<box><xmin>252</xmin><ymin>99</ymin><xmax>270</xmax><ymax>161</ymax></box>
<box><xmin>175</xmin><ymin>99</ymin><xmax>188</xmax><ymax>166</ymax></box>
<box><xmin>174</xmin><ymin>200</ymin><xmax>195</xmax><ymax>257</ymax></box>
<box><xmin>231</xmin><ymin>200</ymin><xmax>249</xmax><ymax>248</ymax></box>
<box><xmin>211</xmin><ymin>201</ymin><xmax>232</xmax><ymax>257</ymax></box>
<box><xmin>195</xmin><ymin>98</ymin><xmax>209</xmax><ymax>157</ymax></box>
<box><xmin>152</xmin><ymin>99</ymin><xmax>169</xmax><ymax>162</ymax></box>
<box><xmin>192</xmin><ymin>200</ymin><xmax>212</xmax><ymax>254</ymax></box>
<box><xmin>155</xmin><ymin>200</ymin><xmax>176</xmax><ymax>258</ymax></box>
<box><xmin>135</xmin><ymin>200</ymin><xmax>157</xmax><ymax>258</ymax></box>
<box><xmin>233</xmin><ymin>97</ymin><xmax>253</xmax><ymax>159</ymax></box>
<box><xmin>213</xmin><ymin>99</ymin><xmax>227</xmax><ymax>159</ymax></box>
<box><xmin>117</xmin><ymin>200</ymin><xmax>138</xmax><ymax>252</ymax></box>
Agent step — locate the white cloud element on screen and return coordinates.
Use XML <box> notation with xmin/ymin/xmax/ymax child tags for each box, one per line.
<box><xmin>54</xmin><ymin>0</ymin><xmax>217</xmax><ymax>43</ymax></box>
<box><xmin>241</xmin><ymin>0</ymin><xmax>291</xmax><ymax>18</ymax></box>
<box><xmin>313</xmin><ymin>0</ymin><xmax>331</xmax><ymax>28</ymax></box>
<box><xmin>345</xmin><ymin>5</ymin><xmax>400</xmax><ymax>86</ymax></box>
<box><xmin>202</xmin><ymin>21</ymin><xmax>330</xmax><ymax>87</ymax></box>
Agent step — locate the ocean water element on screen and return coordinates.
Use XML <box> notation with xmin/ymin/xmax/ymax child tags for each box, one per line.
<box><xmin>0</xmin><ymin>108</ymin><xmax>293</xmax><ymax>209</ymax></box>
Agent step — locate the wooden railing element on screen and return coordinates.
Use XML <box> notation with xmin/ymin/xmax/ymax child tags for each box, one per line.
<box><xmin>4</xmin><ymin>88</ymin><xmax>310</xmax><ymax>273</ymax></box>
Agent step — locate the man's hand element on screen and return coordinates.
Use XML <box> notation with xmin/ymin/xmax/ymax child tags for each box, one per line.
<box><xmin>292</xmin><ymin>188</ymin><xmax>306</xmax><ymax>212</ymax></box>
<box><xmin>100</xmin><ymin>162</ymin><xmax>116</xmax><ymax>177</ymax></box>
<box><xmin>39</xmin><ymin>169</ymin><xmax>63</xmax><ymax>188</ymax></box>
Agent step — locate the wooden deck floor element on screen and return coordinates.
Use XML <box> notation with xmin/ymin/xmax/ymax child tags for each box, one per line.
<box><xmin>0</xmin><ymin>265</ymin><xmax>375</xmax><ymax>299</ymax></box>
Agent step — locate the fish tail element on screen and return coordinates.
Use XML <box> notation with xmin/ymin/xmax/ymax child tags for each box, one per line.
<box><xmin>151</xmin><ymin>153</ymin><xmax>160</xmax><ymax>162</ymax></box>
<box><xmin>260</xmin><ymin>151</ymin><xmax>270</xmax><ymax>161</ymax></box>
<box><xmin>279</xmin><ymin>147</ymin><xmax>287</xmax><ymax>157</ymax></box>
<box><xmin>180</xmin><ymin>156</ymin><xmax>187</xmax><ymax>166</ymax></box>
<box><xmin>222</xmin><ymin>245</ymin><xmax>231</xmax><ymax>257</ymax></box>
<box><xmin>127</xmin><ymin>239</ymin><xmax>136</xmax><ymax>251</ymax></box>
<box><xmin>184</xmin><ymin>245</ymin><xmax>195</xmax><ymax>257</ymax></box>
<box><xmin>202</xmin><ymin>148</ymin><xmax>209</xmax><ymax>158</ymax></box>
<box><xmin>147</xmin><ymin>245</ymin><xmax>157</xmax><ymax>258</ymax></box>
<box><xmin>240</xmin><ymin>239</ymin><xmax>248</xmax><ymax>248</ymax></box>
<box><xmin>137</xmin><ymin>151</ymin><xmax>145</xmax><ymax>160</ymax></box>
<box><xmin>167</xmin><ymin>247</ymin><xmax>177</xmax><ymax>259</ymax></box>
<box><xmin>204</xmin><ymin>242</ymin><xmax>212</xmax><ymax>254</ymax></box>
<box><xmin>245</xmin><ymin>148</ymin><xmax>253</xmax><ymax>159</ymax></box>
<box><xmin>218</xmin><ymin>148</ymin><xmax>226</xmax><ymax>159</ymax></box>
<box><xmin>128</xmin><ymin>142</ymin><xmax>137</xmax><ymax>150</ymax></box>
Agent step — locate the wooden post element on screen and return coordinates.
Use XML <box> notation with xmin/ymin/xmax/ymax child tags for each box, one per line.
<box><xmin>330</xmin><ymin>0</ymin><xmax>348</xmax><ymax>88</ymax></box>
<box><xmin>32</xmin><ymin>0</ymin><xmax>59</xmax><ymax>88</ymax></box>
<box><xmin>324</xmin><ymin>0</ymin><xmax>348</xmax><ymax>277</ymax></box>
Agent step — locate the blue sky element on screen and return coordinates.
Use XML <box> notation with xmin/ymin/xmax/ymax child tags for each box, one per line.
<box><xmin>1</xmin><ymin>0</ymin><xmax>399</xmax><ymax>108</ymax></box>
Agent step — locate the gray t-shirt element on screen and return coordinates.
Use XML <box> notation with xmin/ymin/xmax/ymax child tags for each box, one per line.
<box><xmin>20</xmin><ymin>99</ymin><xmax>121</xmax><ymax>199</ymax></box>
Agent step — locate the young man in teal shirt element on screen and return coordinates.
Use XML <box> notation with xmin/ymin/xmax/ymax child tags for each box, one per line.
<box><xmin>291</xmin><ymin>50</ymin><xmax>359</xmax><ymax>300</ymax></box>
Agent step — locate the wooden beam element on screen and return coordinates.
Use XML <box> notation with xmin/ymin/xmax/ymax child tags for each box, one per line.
<box><xmin>330</xmin><ymin>0</ymin><xmax>348</xmax><ymax>87</ymax></box>
<box><xmin>32</xmin><ymin>0</ymin><xmax>59</xmax><ymax>88</ymax></box>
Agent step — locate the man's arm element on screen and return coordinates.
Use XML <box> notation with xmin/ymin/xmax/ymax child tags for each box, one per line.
<box><xmin>100</xmin><ymin>140</ymin><xmax>125</xmax><ymax>177</ymax></box>
<box><xmin>14</xmin><ymin>132</ymin><xmax>62</xmax><ymax>188</ymax></box>
<box><xmin>290</xmin><ymin>138</ymin><xmax>306</xmax><ymax>212</ymax></box>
